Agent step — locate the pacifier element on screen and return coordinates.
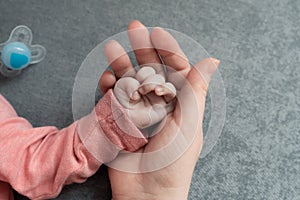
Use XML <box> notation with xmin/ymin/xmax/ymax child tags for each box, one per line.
<box><xmin>0</xmin><ymin>25</ymin><xmax>46</xmax><ymax>77</ymax></box>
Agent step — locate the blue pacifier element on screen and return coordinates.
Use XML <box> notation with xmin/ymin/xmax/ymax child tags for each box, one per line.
<box><xmin>0</xmin><ymin>25</ymin><xmax>46</xmax><ymax>77</ymax></box>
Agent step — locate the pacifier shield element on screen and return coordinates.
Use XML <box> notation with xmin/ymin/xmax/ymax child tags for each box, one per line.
<box><xmin>10</xmin><ymin>53</ymin><xmax>29</xmax><ymax>69</ymax></box>
<box><xmin>1</xmin><ymin>42</ymin><xmax>31</xmax><ymax>70</ymax></box>
<box><xmin>0</xmin><ymin>25</ymin><xmax>46</xmax><ymax>77</ymax></box>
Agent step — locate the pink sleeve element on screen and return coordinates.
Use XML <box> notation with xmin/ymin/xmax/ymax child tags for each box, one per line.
<box><xmin>0</xmin><ymin>89</ymin><xmax>147</xmax><ymax>200</ymax></box>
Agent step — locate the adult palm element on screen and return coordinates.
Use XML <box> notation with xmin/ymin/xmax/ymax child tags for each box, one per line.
<box><xmin>100</xmin><ymin>20</ymin><xmax>219</xmax><ymax>200</ymax></box>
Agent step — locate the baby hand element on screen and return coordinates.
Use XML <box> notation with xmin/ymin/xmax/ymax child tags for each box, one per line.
<box><xmin>113</xmin><ymin>66</ymin><xmax>176</xmax><ymax>129</ymax></box>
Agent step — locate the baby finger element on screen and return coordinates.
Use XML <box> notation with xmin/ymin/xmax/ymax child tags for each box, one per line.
<box><xmin>155</xmin><ymin>82</ymin><xmax>177</xmax><ymax>102</ymax></box>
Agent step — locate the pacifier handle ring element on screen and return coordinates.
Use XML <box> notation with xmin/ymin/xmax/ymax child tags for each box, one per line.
<box><xmin>0</xmin><ymin>25</ymin><xmax>33</xmax><ymax>51</ymax></box>
<box><xmin>8</xmin><ymin>25</ymin><xmax>33</xmax><ymax>45</ymax></box>
<box><xmin>30</xmin><ymin>44</ymin><xmax>47</xmax><ymax>64</ymax></box>
<box><xmin>0</xmin><ymin>25</ymin><xmax>46</xmax><ymax>77</ymax></box>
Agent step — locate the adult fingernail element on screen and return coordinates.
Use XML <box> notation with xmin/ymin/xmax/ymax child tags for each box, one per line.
<box><xmin>211</xmin><ymin>58</ymin><xmax>220</xmax><ymax>66</ymax></box>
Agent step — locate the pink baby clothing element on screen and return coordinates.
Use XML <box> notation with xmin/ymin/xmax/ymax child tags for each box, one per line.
<box><xmin>0</xmin><ymin>89</ymin><xmax>147</xmax><ymax>200</ymax></box>
<box><xmin>0</xmin><ymin>181</ymin><xmax>13</xmax><ymax>200</ymax></box>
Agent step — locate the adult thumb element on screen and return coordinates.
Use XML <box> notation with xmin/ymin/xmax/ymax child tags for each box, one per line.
<box><xmin>174</xmin><ymin>57</ymin><xmax>220</xmax><ymax>129</ymax></box>
<box><xmin>187</xmin><ymin>57</ymin><xmax>220</xmax><ymax>95</ymax></box>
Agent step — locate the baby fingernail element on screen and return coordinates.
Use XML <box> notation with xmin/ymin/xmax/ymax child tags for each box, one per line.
<box><xmin>138</xmin><ymin>87</ymin><xmax>145</xmax><ymax>94</ymax></box>
<box><xmin>155</xmin><ymin>87</ymin><xmax>164</xmax><ymax>95</ymax></box>
<box><xmin>156</xmin><ymin>86</ymin><xmax>163</xmax><ymax>92</ymax></box>
<box><xmin>131</xmin><ymin>91</ymin><xmax>140</xmax><ymax>100</ymax></box>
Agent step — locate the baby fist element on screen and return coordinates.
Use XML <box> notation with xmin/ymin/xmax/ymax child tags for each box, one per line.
<box><xmin>114</xmin><ymin>66</ymin><xmax>176</xmax><ymax>129</ymax></box>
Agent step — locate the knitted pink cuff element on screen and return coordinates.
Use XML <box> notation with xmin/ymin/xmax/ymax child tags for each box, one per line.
<box><xmin>77</xmin><ymin>89</ymin><xmax>148</xmax><ymax>163</ymax></box>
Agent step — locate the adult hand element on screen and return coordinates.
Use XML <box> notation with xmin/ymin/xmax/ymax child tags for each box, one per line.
<box><xmin>100</xmin><ymin>20</ymin><xmax>219</xmax><ymax>200</ymax></box>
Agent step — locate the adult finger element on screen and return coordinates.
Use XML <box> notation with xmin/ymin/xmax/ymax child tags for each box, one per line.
<box><xmin>104</xmin><ymin>40</ymin><xmax>135</xmax><ymax>78</ymax></box>
<box><xmin>150</xmin><ymin>27</ymin><xmax>190</xmax><ymax>88</ymax></box>
<box><xmin>127</xmin><ymin>20</ymin><xmax>164</xmax><ymax>76</ymax></box>
<box><xmin>173</xmin><ymin>57</ymin><xmax>220</xmax><ymax>158</ymax></box>
<box><xmin>99</xmin><ymin>70</ymin><xmax>116</xmax><ymax>95</ymax></box>
<box><xmin>174</xmin><ymin>57</ymin><xmax>220</xmax><ymax>125</ymax></box>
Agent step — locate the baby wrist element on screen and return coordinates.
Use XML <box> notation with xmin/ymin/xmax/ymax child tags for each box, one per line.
<box><xmin>77</xmin><ymin>89</ymin><xmax>147</xmax><ymax>163</ymax></box>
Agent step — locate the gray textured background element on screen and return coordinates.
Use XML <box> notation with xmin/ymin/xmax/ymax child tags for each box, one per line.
<box><xmin>0</xmin><ymin>0</ymin><xmax>299</xmax><ymax>199</ymax></box>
